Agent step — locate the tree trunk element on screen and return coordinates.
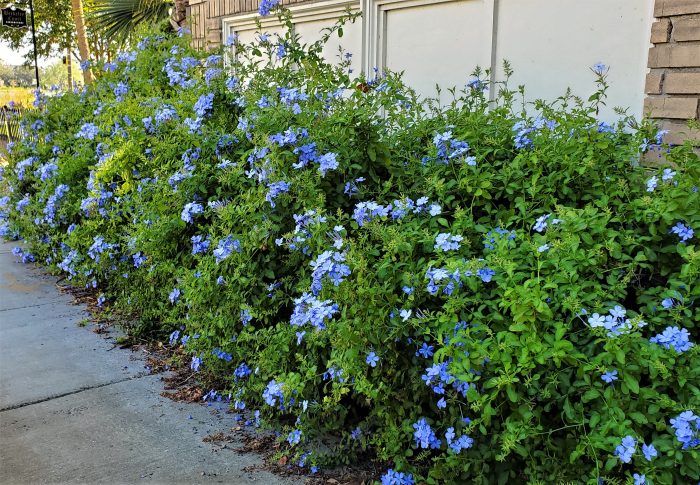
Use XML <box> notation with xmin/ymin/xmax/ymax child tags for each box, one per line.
<box><xmin>70</xmin><ymin>0</ymin><xmax>92</xmax><ymax>85</ymax></box>
<box><xmin>66</xmin><ymin>47</ymin><xmax>73</xmax><ymax>88</ymax></box>
<box><xmin>170</xmin><ymin>0</ymin><xmax>189</xmax><ymax>31</ymax></box>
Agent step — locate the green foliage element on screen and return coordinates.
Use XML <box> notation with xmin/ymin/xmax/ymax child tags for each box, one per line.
<box><xmin>1</xmin><ymin>12</ymin><xmax>698</xmax><ymax>485</ymax></box>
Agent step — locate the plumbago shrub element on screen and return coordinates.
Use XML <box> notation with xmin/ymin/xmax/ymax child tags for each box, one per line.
<box><xmin>1</xmin><ymin>7</ymin><xmax>699</xmax><ymax>484</ymax></box>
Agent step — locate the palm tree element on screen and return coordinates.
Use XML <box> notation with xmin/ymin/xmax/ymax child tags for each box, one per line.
<box><xmin>71</xmin><ymin>0</ymin><xmax>93</xmax><ymax>84</ymax></box>
<box><xmin>90</xmin><ymin>0</ymin><xmax>185</xmax><ymax>42</ymax></box>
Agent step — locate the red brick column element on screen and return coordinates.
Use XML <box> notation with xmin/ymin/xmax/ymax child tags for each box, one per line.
<box><xmin>645</xmin><ymin>0</ymin><xmax>700</xmax><ymax>145</ymax></box>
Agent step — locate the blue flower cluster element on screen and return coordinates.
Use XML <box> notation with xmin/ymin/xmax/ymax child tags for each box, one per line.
<box><xmin>162</xmin><ymin>54</ymin><xmax>199</xmax><ymax>88</ymax></box>
<box><xmin>191</xmin><ymin>234</ymin><xmax>211</xmax><ymax>255</ymax></box>
<box><xmin>670</xmin><ymin>411</ymin><xmax>700</xmax><ymax>449</ymax></box>
<box><xmin>258</xmin><ymin>0</ymin><xmax>280</xmax><ymax>16</ymax></box>
<box><xmin>412</xmin><ymin>417</ymin><xmax>441</xmax><ymax>449</ymax></box>
<box><xmin>240</xmin><ymin>309</ymin><xmax>252</xmax><ymax>326</ymax></box>
<box><xmin>650</xmin><ymin>326</ymin><xmax>694</xmax><ymax>353</ymax></box>
<box><xmin>532</xmin><ymin>213</ymin><xmax>562</xmax><ymax>233</ymax></box>
<box><xmin>614</xmin><ymin>435</ymin><xmax>636</xmax><ymax>463</ymax></box>
<box><xmin>310</xmin><ymin>250</ymin><xmax>351</xmax><ymax>295</ymax></box>
<box><xmin>234</xmin><ymin>362</ymin><xmax>252</xmax><ymax>380</ymax></box>
<box><xmin>586</xmin><ymin>305</ymin><xmax>646</xmax><ymax>337</ymax></box>
<box><xmin>14</xmin><ymin>156</ymin><xmax>37</xmax><ymax>181</ymax></box>
<box><xmin>275</xmin><ymin>210</ymin><xmax>326</xmax><ymax>254</ymax></box>
<box><xmin>425</xmin><ymin>265</ymin><xmax>496</xmax><ymax>296</ymax></box>
<box><xmin>76</xmin><ymin>122</ymin><xmax>100</xmax><ymax>140</ymax></box>
<box><xmin>434</xmin><ymin>233</ymin><xmax>463</xmax><ymax>252</ymax></box>
<box><xmin>87</xmin><ymin>236</ymin><xmax>117</xmax><ymax>263</ymax></box>
<box><xmin>445</xmin><ymin>427</ymin><xmax>474</xmax><ymax>453</ymax></box>
<box><xmin>483</xmin><ymin>227</ymin><xmax>516</xmax><ymax>250</ymax></box>
<box><xmin>290</xmin><ymin>292</ymin><xmax>339</xmax><ymax>330</ymax></box>
<box><xmin>181</xmin><ymin>202</ymin><xmax>203</xmax><ymax>223</ymax></box>
<box><xmin>35</xmin><ymin>162</ymin><xmax>58</xmax><ymax>181</ymax></box>
<box><xmin>512</xmin><ymin>116</ymin><xmax>557</xmax><ymax>149</ymax></box>
<box><xmin>213</xmin><ymin>235</ymin><xmax>241</xmax><ymax>263</ymax></box>
<box><xmin>670</xmin><ymin>222</ymin><xmax>694</xmax><ymax>243</ymax></box>
<box><xmin>263</xmin><ymin>379</ymin><xmax>284</xmax><ymax>407</ymax></box>
<box><xmin>381</xmin><ymin>469</ymin><xmax>415</xmax><ymax>485</ymax></box>
<box><xmin>266</xmin><ymin>181</ymin><xmax>290</xmax><ymax>208</ymax></box>
<box><xmin>42</xmin><ymin>184</ymin><xmax>69</xmax><ymax>226</ymax></box>
<box><xmin>430</xmin><ymin>131</ymin><xmax>473</xmax><ymax>165</ymax></box>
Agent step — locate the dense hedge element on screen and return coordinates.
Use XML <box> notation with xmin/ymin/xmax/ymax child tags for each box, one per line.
<box><xmin>1</xmin><ymin>9</ymin><xmax>699</xmax><ymax>485</ymax></box>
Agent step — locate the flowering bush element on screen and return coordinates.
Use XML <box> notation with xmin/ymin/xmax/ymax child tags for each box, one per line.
<box><xmin>1</xmin><ymin>8</ymin><xmax>699</xmax><ymax>484</ymax></box>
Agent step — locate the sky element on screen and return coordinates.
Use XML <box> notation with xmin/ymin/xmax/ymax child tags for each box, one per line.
<box><xmin>0</xmin><ymin>40</ymin><xmax>59</xmax><ymax>67</ymax></box>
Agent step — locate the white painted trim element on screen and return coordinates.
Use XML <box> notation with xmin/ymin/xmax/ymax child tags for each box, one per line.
<box><xmin>222</xmin><ymin>0</ymin><xmax>360</xmax><ymax>35</ymax></box>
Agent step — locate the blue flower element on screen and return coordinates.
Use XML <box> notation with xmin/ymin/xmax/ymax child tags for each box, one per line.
<box><xmin>234</xmin><ymin>362</ymin><xmax>252</xmax><ymax>379</ymax></box>
<box><xmin>633</xmin><ymin>474</ymin><xmax>646</xmax><ymax>485</ymax></box>
<box><xmin>191</xmin><ymin>234</ymin><xmax>211</xmax><ymax>254</ymax></box>
<box><xmin>661</xmin><ymin>297</ymin><xmax>675</xmax><ymax>309</ymax></box>
<box><xmin>381</xmin><ymin>469</ymin><xmax>414</xmax><ymax>485</ymax></box>
<box><xmin>601</xmin><ymin>370</ymin><xmax>618</xmax><ymax>383</ymax></box>
<box><xmin>437</xmin><ymin>397</ymin><xmax>446</xmax><ymax>409</ymax></box>
<box><xmin>113</xmin><ymin>82</ymin><xmax>128</xmax><ymax>101</ymax></box>
<box><xmin>316</xmin><ymin>152</ymin><xmax>339</xmax><ymax>176</ymax></box>
<box><xmin>310</xmin><ymin>250</ymin><xmax>351</xmax><ymax>295</ymax></box>
<box><xmin>295</xmin><ymin>331</ymin><xmax>305</xmax><ymax>345</ymax></box>
<box><xmin>670</xmin><ymin>411</ymin><xmax>700</xmax><ymax>449</ymax></box>
<box><xmin>266</xmin><ymin>181</ymin><xmax>290</xmax><ymax>208</ymax></box>
<box><xmin>399</xmin><ymin>309</ymin><xmax>412</xmax><ymax>321</ymax></box>
<box><xmin>449</xmin><ymin>434</ymin><xmax>474</xmax><ymax>453</ymax></box>
<box><xmin>181</xmin><ymin>202</ymin><xmax>203</xmax><ymax>223</ymax></box>
<box><xmin>477</xmin><ymin>267</ymin><xmax>496</xmax><ymax>283</ymax></box>
<box><xmin>366</xmin><ymin>351</ymin><xmax>379</xmax><ymax>367</ymax></box>
<box><xmin>650</xmin><ymin>326</ymin><xmax>694</xmax><ymax>353</ymax></box>
<box><xmin>191</xmin><ymin>355</ymin><xmax>202</xmax><ymax>371</ymax></box>
<box><xmin>537</xmin><ymin>244</ymin><xmax>550</xmax><ymax>253</ymax></box>
<box><xmin>670</xmin><ymin>222</ymin><xmax>694</xmax><ymax>242</ymax></box>
<box><xmin>133</xmin><ymin>252</ymin><xmax>147</xmax><ymax>268</ymax></box>
<box><xmin>353</xmin><ymin>201</ymin><xmax>389</xmax><ymax>226</ymax></box>
<box><xmin>258</xmin><ymin>0</ymin><xmax>280</xmax><ymax>16</ymax></box>
<box><xmin>213</xmin><ymin>235</ymin><xmax>241</xmax><ymax>263</ymax></box>
<box><xmin>216</xmin><ymin>276</ymin><xmax>226</xmax><ymax>285</ymax></box>
<box><xmin>412</xmin><ymin>417</ymin><xmax>441</xmax><ymax>449</ymax></box>
<box><xmin>290</xmin><ymin>293</ymin><xmax>339</xmax><ymax>330</ymax></box>
<box><xmin>416</xmin><ymin>343</ymin><xmax>434</xmax><ymax>358</ymax></box>
<box><xmin>76</xmin><ymin>122</ymin><xmax>99</xmax><ymax>140</ymax></box>
<box><xmin>642</xmin><ymin>443</ymin><xmax>657</xmax><ymax>461</ymax></box>
<box><xmin>240</xmin><ymin>309</ymin><xmax>252</xmax><ymax>326</ymax></box>
<box><xmin>193</xmin><ymin>93</ymin><xmax>215</xmax><ymax>118</ymax></box>
<box><xmin>614</xmin><ymin>435</ymin><xmax>636</xmax><ymax>463</ymax></box>
<box><xmin>592</xmin><ymin>62</ymin><xmax>608</xmax><ymax>75</ymax></box>
<box><xmin>533</xmin><ymin>214</ymin><xmax>551</xmax><ymax>232</ymax></box>
<box><xmin>434</xmin><ymin>233</ymin><xmax>463</xmax><ymax>252</ymax></box>
<box><xmin>263</xmin><ymin>379</ymin><xmax>284</xmax><ymax>407</ymax></box>
<box><xmin>169</xmin><ymin>288</ymin><xmax>181</xmax><ymax>303</ymax></box>
<box><xmin>287</xmin><ymin>429</ymin><xmax>302</xmax><ymax>446</ymax></box>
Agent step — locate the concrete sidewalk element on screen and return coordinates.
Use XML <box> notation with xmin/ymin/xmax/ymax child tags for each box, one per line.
<box><xmin>0</xmin><ymin>241</ymin><xmax>302</xmax><ymax>484</ymax></box>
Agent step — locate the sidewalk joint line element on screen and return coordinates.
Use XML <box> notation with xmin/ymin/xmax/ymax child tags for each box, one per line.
<box><xmin>0</xmin><ymin>372</ymin><xmax>151</xmax><ymax>413</ymax></box>
<box><xmin>0</xmin><ymin>299</ymin><xmax>68</xmax><ymax>313</ymax></box>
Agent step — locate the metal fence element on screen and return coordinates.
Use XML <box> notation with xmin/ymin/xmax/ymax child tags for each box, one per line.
<box><xmin>0</xmin><ymin>106</ymin><xmax>24</xmax><ymax>141</ymax></box>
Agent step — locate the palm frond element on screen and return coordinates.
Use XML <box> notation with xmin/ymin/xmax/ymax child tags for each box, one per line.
<box><xmin>90</xmin><ymin>0</ymin><xmax>171</xmax><ymax>41</ymax></box>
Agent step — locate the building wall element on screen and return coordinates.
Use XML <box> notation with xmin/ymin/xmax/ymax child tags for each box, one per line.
<box><xmin>188</xmin><ymin>0</ymin><xmax>316</xmax><ymax>50</ymax></box>
<box><xmin>645</xmin><ymin>0</ymin><xmax>700</xmax><ymax>144</ymax></box>
<box><xmin>196</xmin><ymin>1</ymin><xmax>700</xmax><ymax>132</ymax></box>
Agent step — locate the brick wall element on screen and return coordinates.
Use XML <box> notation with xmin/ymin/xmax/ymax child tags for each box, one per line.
<box><xmin>645</xmin><ymin>0</ymin><xmax>700</xmax><ymax>145</ymax></box>
<box><xmin>188</xmin><ymin>0</ymin><xmax>315</xmax><ymax>50</ymax></box>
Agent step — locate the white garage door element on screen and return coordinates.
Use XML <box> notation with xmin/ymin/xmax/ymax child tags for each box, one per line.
<box><xmin>222</xmin><ymin>0</ymin><xmax>654</xmax><ymax>119</ymax></box>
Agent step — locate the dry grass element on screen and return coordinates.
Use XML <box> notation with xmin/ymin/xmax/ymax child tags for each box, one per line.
<box><xmin>0</xmin><ymin>87</ymin><xmax>33</xmax><ymax>107</ymax></box>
